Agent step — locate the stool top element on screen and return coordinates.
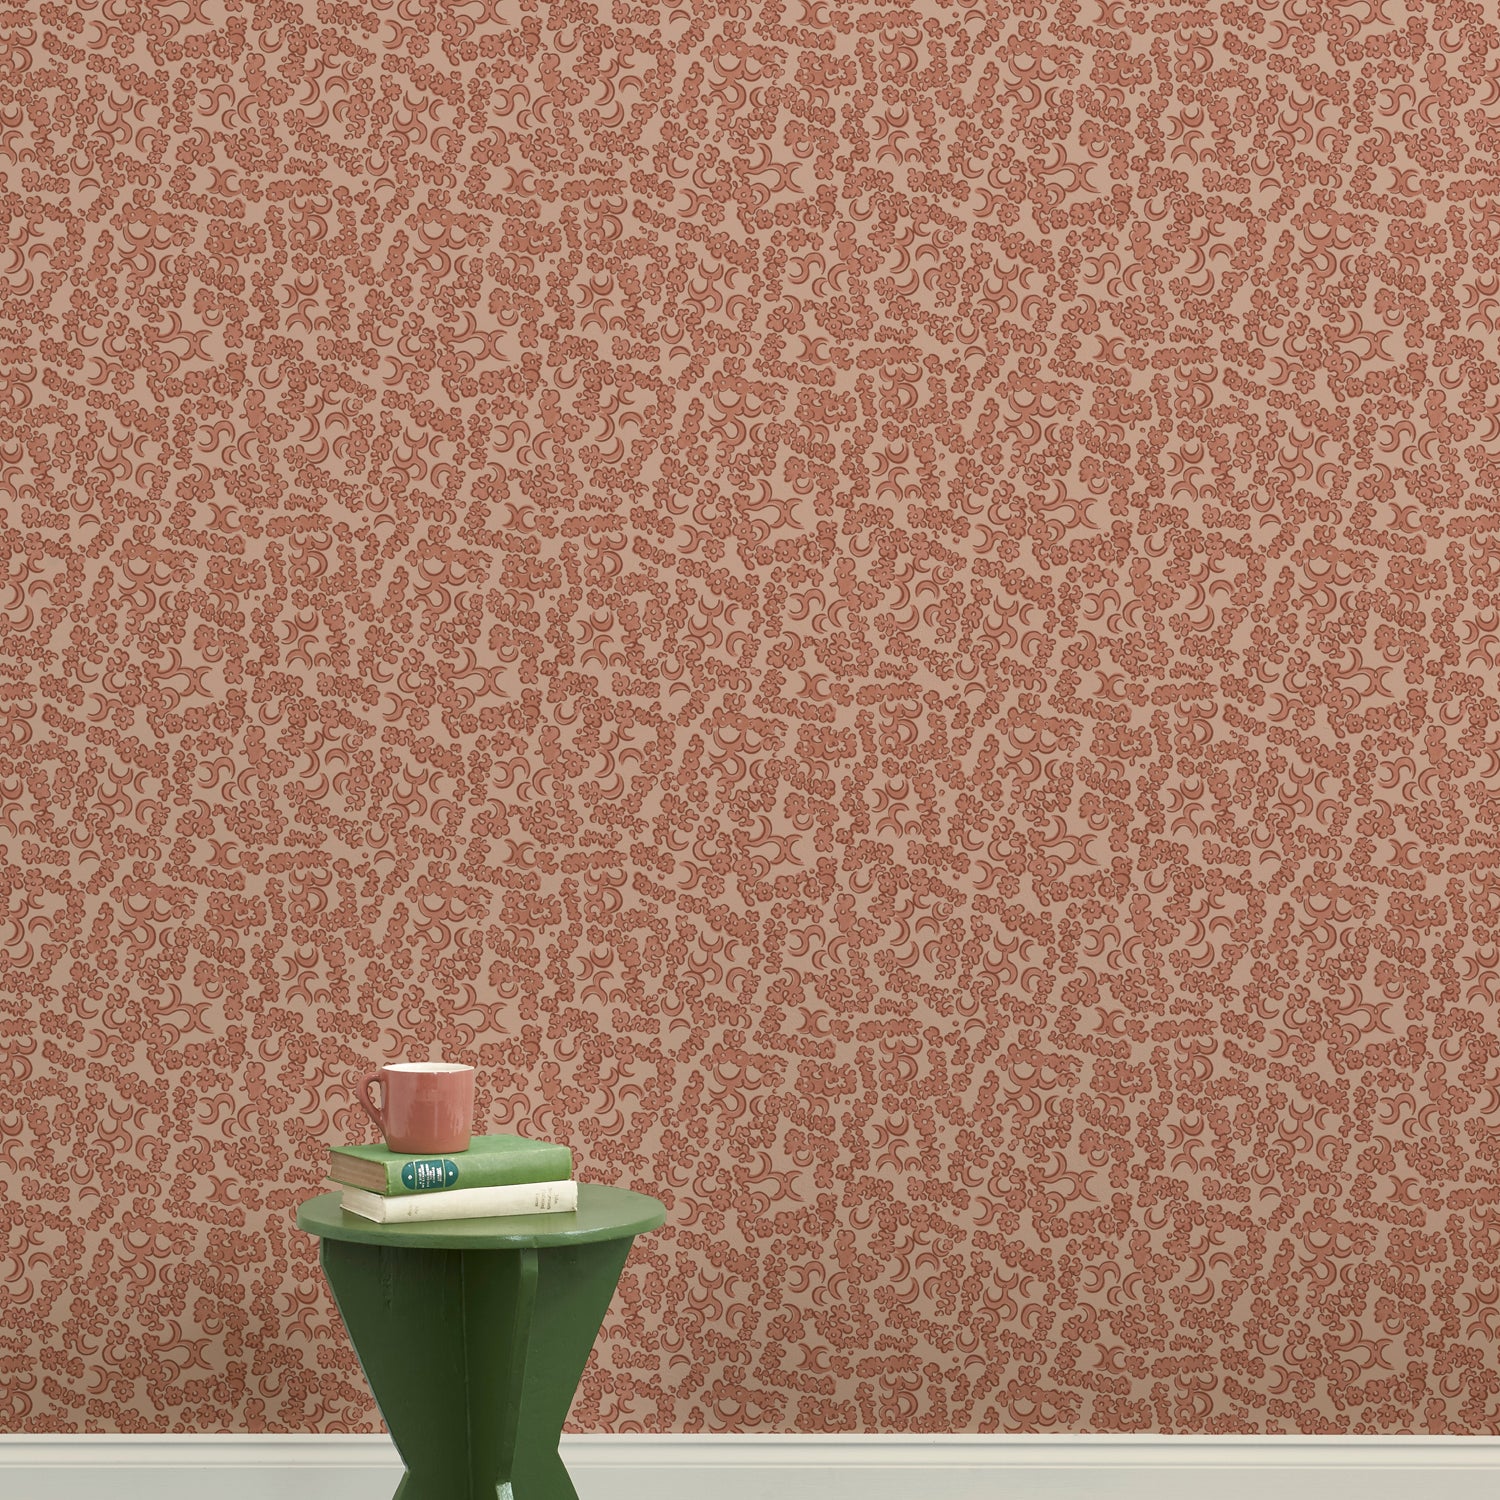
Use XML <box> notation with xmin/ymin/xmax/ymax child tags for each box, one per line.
<box><xmin>296</xmin><ymin>1182</ymin><xmax>666</xmax><ymax>1250</ymax></box>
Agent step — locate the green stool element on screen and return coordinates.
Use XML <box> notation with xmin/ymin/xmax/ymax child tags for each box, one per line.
<box><xmin>297</xmin><ymin>1184</ymin><xmax>666</xmax><ymax>1500</ymax></box>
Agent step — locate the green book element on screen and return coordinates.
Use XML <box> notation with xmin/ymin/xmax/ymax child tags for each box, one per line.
<box><xmin>328</xmin><ymin>1133</ymin><xmax>573</xmax><ymax>1196</ymax></box>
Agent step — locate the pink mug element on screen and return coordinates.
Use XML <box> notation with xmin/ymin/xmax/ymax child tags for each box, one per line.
<box><xmin>357</xmin><ymin>1062</ymin><xmax>476</xmax><ymax>1154</ymax></box>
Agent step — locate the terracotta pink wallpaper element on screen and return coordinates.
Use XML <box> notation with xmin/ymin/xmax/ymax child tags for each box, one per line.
<box><xmin>4</xmin><ymin>0</ymin><xmax>1500</xmax><ymax>1437</ymax></box>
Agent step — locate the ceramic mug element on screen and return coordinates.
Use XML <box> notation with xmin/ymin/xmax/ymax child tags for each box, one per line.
<box><xmin>357</xmin><ymin>1061</ymin><xmax>476</xmax><ymax>1154</ymax></box>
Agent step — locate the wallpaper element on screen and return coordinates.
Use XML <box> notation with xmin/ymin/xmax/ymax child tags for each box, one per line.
<box><xmin>4</xmin><ymin>0</ymin><xmax>1500</xmax><ymax>1437</ymax></box>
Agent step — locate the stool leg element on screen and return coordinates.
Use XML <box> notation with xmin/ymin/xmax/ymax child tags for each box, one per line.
<box><xmin>460</xmin><ymin>1244</ymin><xmax>538</xmax><ymax>1497</ymax></box>
<box><xmin>322</xmin><ymin>1238</ymin><xmax>473</xmax><ymax>1499</ymax></box>
<box><xmin>487</xmin><ymin>1236</ymin><xmax>635</xmax><ymax>1500</ymax></box>
<box><xmin>322</xmin><ymin>1235</ymin><xmax>636</xmax><ymax>1500</ymax></box>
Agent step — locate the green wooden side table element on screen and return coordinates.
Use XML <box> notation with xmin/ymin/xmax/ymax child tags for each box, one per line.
<box><xmin>297</xmin><ymin>1183</ymin><xmax>666</xmax><ymax>1500</ymax></box>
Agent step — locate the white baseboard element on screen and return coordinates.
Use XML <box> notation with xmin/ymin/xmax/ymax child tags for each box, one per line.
<box><xmin>3</xmin><ymin>1433</ymin><xmax>1500</xmax><ymax>1500</ymax></box>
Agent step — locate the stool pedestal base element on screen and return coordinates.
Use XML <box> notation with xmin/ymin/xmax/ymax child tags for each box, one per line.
<box><xmin>322</xmin><ymin>1235</ymin><xmax>633</xmax><ymax>1500</ymax></box>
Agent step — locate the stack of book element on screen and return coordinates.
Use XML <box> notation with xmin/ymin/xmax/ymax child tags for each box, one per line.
<box><xmin>328</xmin><ymin>1133</ymin><xmax>576</xmax><ymax>1223</ymax></box>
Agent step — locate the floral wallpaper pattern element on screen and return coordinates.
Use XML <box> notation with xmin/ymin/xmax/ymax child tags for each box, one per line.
<box><xmin>4</xmin><ymin>0</ymin><xmax>1500</xmax><ymax>1436</ymax></box>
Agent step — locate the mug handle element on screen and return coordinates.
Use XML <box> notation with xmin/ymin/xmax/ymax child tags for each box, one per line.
<box><xmin>357</xmin><ymin>1070</ymin><xmax>385</xmax><ymax>1137</ymax></box>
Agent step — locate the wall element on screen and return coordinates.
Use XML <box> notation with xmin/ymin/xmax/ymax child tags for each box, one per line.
<box><xmin>3</xmin><ymin>0</ymin><xmax>1500</xmax><ymax>1436</ymax></box>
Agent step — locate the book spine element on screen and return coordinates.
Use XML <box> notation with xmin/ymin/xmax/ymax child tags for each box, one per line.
<box><xmin>384</xmin><ymin>1146</ymin><xmax>572</xmax><ymax>1194</ymax></box>
<box><xmin>331</xmin><ymin>1145</ymin><xmax>574</xmax><ymax>1195</ymax></box>
<box><xmin>342</xmin><ymin>1179</ymin><xmax>578</xmax><ymax>1223</ymax></box>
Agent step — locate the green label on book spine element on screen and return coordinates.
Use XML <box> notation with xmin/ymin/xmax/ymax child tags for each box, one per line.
<box><xmin>401</xmin><ymin>1158</ymin><xmax>459</xmax><ymax>1190</ymax></box>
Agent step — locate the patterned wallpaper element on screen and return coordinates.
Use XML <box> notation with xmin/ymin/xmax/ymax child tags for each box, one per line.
<box><xmin>5</xmin><ymin>0</ymin><xmax>1500</xmax><ymax>1436</ymax></box>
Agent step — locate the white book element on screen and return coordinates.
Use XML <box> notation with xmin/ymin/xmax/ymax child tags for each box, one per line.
<box><xmin>340</xmin><ymin>1179</ymin><xmax>578</xmax><ymax>1223</ymax></box>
